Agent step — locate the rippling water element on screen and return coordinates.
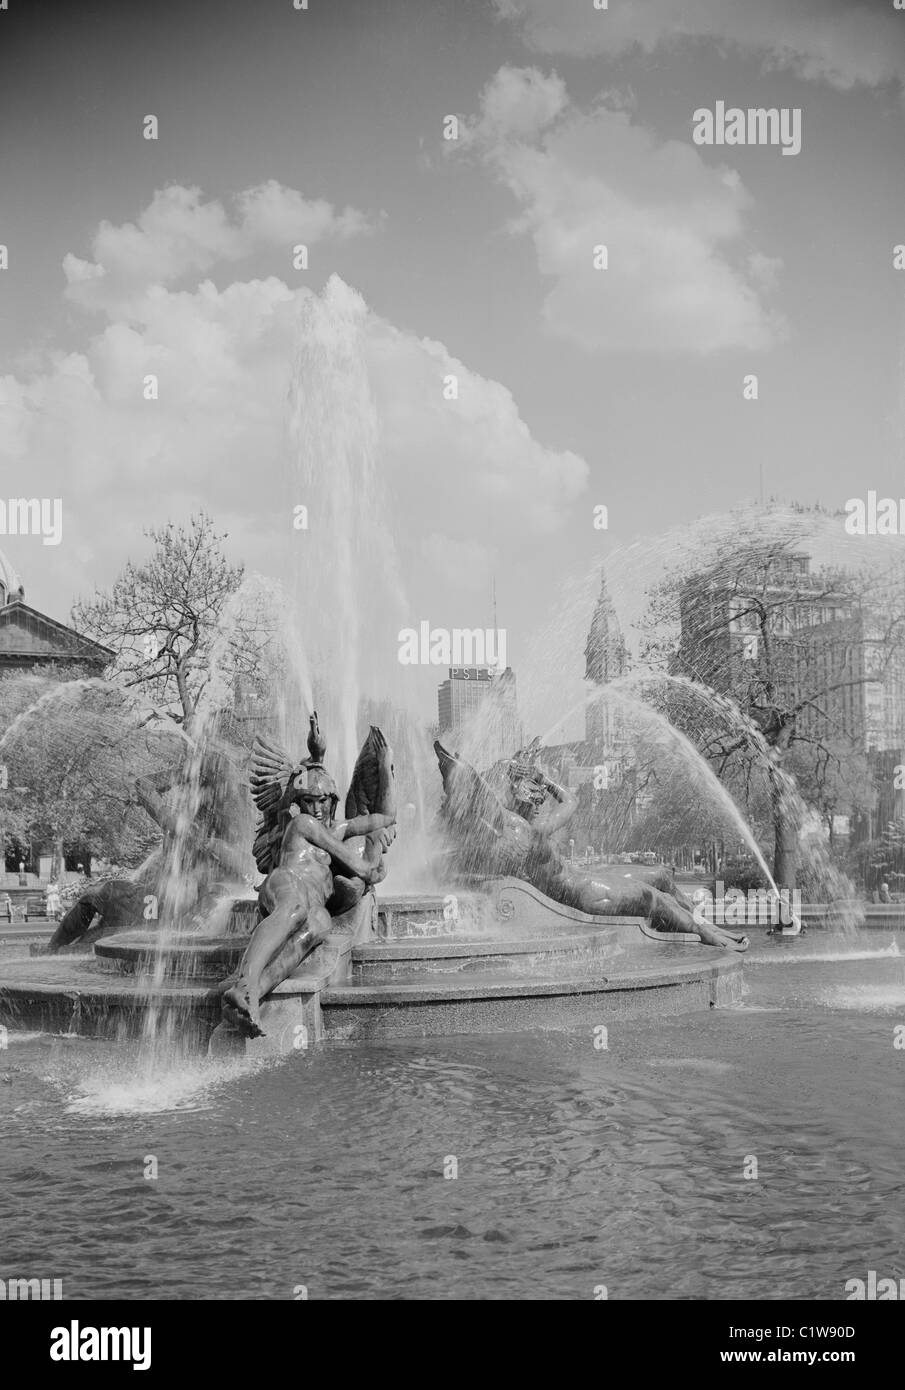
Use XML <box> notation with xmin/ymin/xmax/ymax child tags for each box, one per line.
<box><xmin>1</xmin><ymin>933</ymin><xmax>903</xmax><ymax>1300</ymax></box>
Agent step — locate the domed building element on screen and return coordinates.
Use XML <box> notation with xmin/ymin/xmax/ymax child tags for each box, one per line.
<box><xmin>0</xmin><ymin>548</ymin><xmax>112</xmax><ymax>674</ymax></box>
<box><xmin>0</xmin><ymin>549</ymin><xmax>113</xmax><ymax>887</ymax></box>
<box><xmin>0</xmin><ymin>548</ymin><xmax>25</xmax><ymax>609</ymax></box>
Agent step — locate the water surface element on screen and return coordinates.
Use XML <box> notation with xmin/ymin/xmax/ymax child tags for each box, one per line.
<box><xmin>1</xmin><ymin>933</ymin><xmax>903</xmax><ymax>1300</ymax></box>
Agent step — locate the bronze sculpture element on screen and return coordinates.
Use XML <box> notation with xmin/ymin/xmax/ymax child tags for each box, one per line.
<box><xmin>220</xmin><ymin>714</ymin><xmax>397</xmax><ymax>1036</ymax></box>
<box><xmin>46</xmin><ymin>744</ymin><xmax>250</xmax><ymax>953</ymax></box>
<box><xmin>435</xmin><ymin>740</ymin><xmax>749</xmax><ymax>952</ymax></box>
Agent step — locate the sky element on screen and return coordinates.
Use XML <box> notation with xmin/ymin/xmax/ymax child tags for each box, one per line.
<box><xmin>1</xmin><ymin>0</ymin><xmax>904</xmax><ymax>731</ymax></box>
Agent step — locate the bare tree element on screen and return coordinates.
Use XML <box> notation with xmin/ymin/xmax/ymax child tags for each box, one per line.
<box><xmin>71</xmin><ymin>513</ymin><xmax>272</xmax><ymax>735</ymax></box>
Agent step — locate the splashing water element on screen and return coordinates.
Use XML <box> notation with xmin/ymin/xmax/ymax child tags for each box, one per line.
<box><xmin>608</xmin><ymin>670</ymin><xmax>859</xmax><ymax>922</ymax></box>
<box><xmin>59</xmin><ymin>1047</ymin><xmax>277</xmax><ymax>1117</ymax></box>
<box><xmin>286</xmin><ymin>276</ymin><xmax>408</xmax><ymax>788</ymax></box>
<box><xmin>0</xmin><ymin>676</ymin><xmax>187</xmax><ymax>759</ymax></box>
<box><xmin>540</xmin><ymin>680</ymin><xmax>782</xmax><ymax>897</ymax></box>
<box><xmin>283</xmin><ymin>276</ymin><xmax>438</xmax><ymax>880</ymax></box>
<box><xmin>747</xmin><ymin>941</ymin><xmax>901</xmax><ymax>966</ymax></box>
<box><xmin>130</xmin><ymin>278</ymin><xmax>447</xmax><ymax>1054</ymax></box>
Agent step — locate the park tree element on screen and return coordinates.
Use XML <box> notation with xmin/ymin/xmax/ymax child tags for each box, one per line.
<box><xmin>562</xmin><ymin>724</ymin><xmax>773</xmax><ymax>868</ymax></box>
<box><xmin>0</xmin><ymin>668</ymin><xmax>177</xmax><ymax>876</ymax></box>
<box><xmin>0</xmin><ymin>673</ymin><xmax>36</xmax><ymax>854</ymax></box>
<box><xmin>637</xmin><ymin>511</ymin><xmax>905</xmax><ymax>890</ymax></box>
<box><xmin>71</xmin><ymin>513</ymin><xmax>272</xmax><ymax>736</ymax></box>
<box><xmin>784</xmin><ymin>735</ymin><xmax>876</xmax><ymax>848</ymax></box>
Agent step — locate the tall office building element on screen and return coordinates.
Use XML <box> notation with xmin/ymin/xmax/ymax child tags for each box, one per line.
<box><xmin>437</xmin><ymin>665</ymin><xmax>522</xmax><ymax>764</ymax></box>
<box><xmin>675</xmin><ymin>549</ymin><xmax>905</xmax><ymax>840</ymax></box>
<box><xmin>675</xmin><ymin>549</ymin><xmax>905</xmax><ymax>752</ymax></box>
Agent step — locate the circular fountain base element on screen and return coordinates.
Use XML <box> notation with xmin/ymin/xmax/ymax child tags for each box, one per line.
<box><xmin>0</xmin><ymin>881</ymin><xmax>744</xmax><ymax>1048</ymax></box>
<box><xmin>0</xmin><ymin>951</ymin><xmax>221</xmax><ymax>1044</ymax></box>
<box><xmin>94</xmin><ymin>932</ymin><xmax>245</xmax><ymax>980</ymax></box>
<box><xmin>323</xmin><ymin>946</ymin><xmax>740</xmax><ymax>1039</ymax></box>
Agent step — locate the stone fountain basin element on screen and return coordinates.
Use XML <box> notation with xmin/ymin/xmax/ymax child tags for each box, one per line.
<box><xmin>324</xmin><ymin>946</ymin><xmax>742</xmax><ymax>1039</ymax></box>
<box><xmin>90</xmin><ymin>925</ymin><xmax>628</xmax><ymax>984</ymax></box>
<box><xmin>94</xmin><ymin>933</ymin><xmax>244</xmax><ymax>980</ymax></box>
<box><xmin>351</xmin><ymin>929</ymin><xmax>626</xmax><ymax>982</ymax></box>
<box><xmin>0</xmin><ymin>881</ymin><xmax>745</xmax><ymax>1049</ymax></box>
<box><xmin>0</xmin><ymin>950</ymin><xmax>221</xmax><ymax>1043</ymax></box>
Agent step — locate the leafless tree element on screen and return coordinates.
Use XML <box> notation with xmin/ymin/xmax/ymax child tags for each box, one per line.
<box><xmin>71</xmin><ymin>513</ymin><xmax>273</xmax><ymax>736</ymax></box>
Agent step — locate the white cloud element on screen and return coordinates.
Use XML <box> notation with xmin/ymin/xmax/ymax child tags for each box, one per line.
<box><xmin>462</xmin><ymin>66</ymin><xmax>785</xmax><ymax>353</ymax></box>
<box><xmin>466</xmin><ymin>63</ymin><xmax>568</xmax><ymax>142</ymax></box>
<box><xmin>494</xmin><ymin>0</ymin><xmax>905</xmax><ymax>92</ymax></box>
<box><xmin>3</xmin><ymin>186</ymin><xmax>588</xmax><ymax>614</ymax></box>
<box><xmin>62</xmin><ymin>181</ymin><xmax>375</xmax><ymax>315</ymax></box>
<box><xmin>367</xmin><ymin>315</ymin><xmax>587</xmax><ymax>540</ymax></box>
<box><xmin>236</xmin><ymin>182</ymin><xmax>372</xmax><ymax>247</ymax></box>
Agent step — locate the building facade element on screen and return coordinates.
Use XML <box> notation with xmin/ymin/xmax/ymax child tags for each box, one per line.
<box><xmin>437</xmin><ymin>664</ymin><xmax>523</xmax><ymax>764</ymax></box>
<box><xmin>675</xmin><ymin>548</ymin><xmax>905</xmax><ymax>843</ymax></box>
<box><xmin>582</xmin><ymin>569</ymin><xmax>635</xmax><ymax>799</ymax></box>
<box><xmin>0</xmin><ymin>550</ymin><xmax>112</xmax><ymax>676</ymax></box>
<box><xmin>0</xmin><ymin>549</ymin><xmax>114</xmax><ymax>881</ymax></box>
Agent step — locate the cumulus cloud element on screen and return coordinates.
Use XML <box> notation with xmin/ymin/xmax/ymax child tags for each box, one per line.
<box><xmin>460</xmin><ymin>66</ymin><xmax>785</xmax><ymax>353</ymax></box>
<box><xmin>464</xmin><ymin>62</ymin><xmax>568</xmax><ymax>142</ymax></box>
<box><xmin>62</xmin><ymin>181</ymin><xmax>374</xmax><ymax>315</ymax></box>
<box><xmin>493</xmin><ymin>0</ymin><xmax>905</xmax><ymax>92</ymax></box>
<box><xmin>2</xmin><ymin>187</ymin><xmax>587</xmax><ymax>615</ymax></box>
<box><xmin>367</xmin><ymin>314</ymin><xmax>587</xmax><ymax>539</ymax></box>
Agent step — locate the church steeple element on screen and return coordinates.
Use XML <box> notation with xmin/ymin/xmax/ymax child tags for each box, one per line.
<box><xmin>584</xmin><ymin>569</ymin><xmax>628</xmax><ymax>752</ymax></box>
<box><xmin>585</xmin><ymin>568</ymin><xmax>627</xmax><ymax>685</ymax></box>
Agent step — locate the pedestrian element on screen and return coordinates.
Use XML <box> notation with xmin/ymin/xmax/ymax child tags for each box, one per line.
<box><xmin>45</xmin><ymin>881</ymin><xmax>62</xmax><ymax>921</ymax></box>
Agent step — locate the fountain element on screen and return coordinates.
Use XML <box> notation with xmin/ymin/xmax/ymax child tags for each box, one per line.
<box><xmin>0</xmin><ymin>278</ymin><xmax>752</xmax><ymax>1056</ymax></box>
<box><xmin>0</xmin><ymin>707</ymin><xmax>745</xmax><ymax>1051</ymax></box>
